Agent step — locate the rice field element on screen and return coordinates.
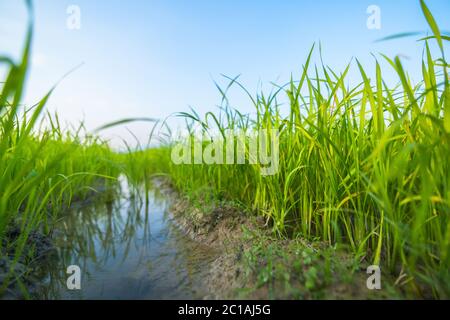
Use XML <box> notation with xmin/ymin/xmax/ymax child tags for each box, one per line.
<box><xmin>132</xmin><ymin>0</ymin><xmax>450</xmax><ymax>297</ymax></box>
<box><xmin>1</xmin><ymin>0</ymin><xmax>449</xmax><ymax>298</ymax></box>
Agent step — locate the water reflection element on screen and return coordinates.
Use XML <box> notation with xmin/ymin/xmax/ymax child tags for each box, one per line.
<box><xmin>35</xmin><ymin>186</ymin><xmax>217</xmax><ymax>299</ymax></box>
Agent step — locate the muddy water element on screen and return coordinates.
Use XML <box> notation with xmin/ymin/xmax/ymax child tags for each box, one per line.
<box><xmin>35</xmin><ymin>189</ymin><xmax>216</xmax><ymax>299</ymax></box>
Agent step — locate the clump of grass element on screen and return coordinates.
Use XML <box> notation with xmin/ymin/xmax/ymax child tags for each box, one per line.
<box><xmin>240</xmin><ymin>226</ymin><xmax>399</xmax><ymax>299</ymax></box>
<box><xmin>0</xmin><ymin>2</ymin><xmax>121</xmax><ymax>294</ymax></box>
<box><xmin>135</xmin><ymin>0</ymin><xmax>449</xmax><ymax>298</ymax></box>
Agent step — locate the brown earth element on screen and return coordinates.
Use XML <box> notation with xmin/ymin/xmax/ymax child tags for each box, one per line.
<box><xmin>155</xmin><ymin>178</ymin><xmax>401</xmax><ymax>300</ymax></box>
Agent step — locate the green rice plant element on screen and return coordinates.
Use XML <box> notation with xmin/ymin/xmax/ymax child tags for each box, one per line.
<box><xmin>133</xmin><ymin>0</ymin><xmax>449</xmax><ymax>297</ymax></box>
<box><xmin>2</xmin><ymin>0</ymin><xmax>448</xmax><ymax>299</ymax></box>
<box><xmin>0</xmin><ymin>2</ymin><xmax>121</xmax><ymax>294</ymax></box>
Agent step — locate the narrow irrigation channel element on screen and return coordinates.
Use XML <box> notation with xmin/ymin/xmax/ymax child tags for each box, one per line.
<box><xmin>31</xmin><ymin>187</ymin><xmax>218</xmax><ymax>299</ymax></box>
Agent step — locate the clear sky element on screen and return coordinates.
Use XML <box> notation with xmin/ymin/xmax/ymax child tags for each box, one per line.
<box><xmin>1</xmin><ymin>0</ymin><xmax>449</xmax><ymax>147</ymax></box>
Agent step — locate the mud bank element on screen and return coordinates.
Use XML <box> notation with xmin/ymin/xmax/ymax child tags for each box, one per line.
<box><xmin>158</xmin><ymin>179</ymin><xmax>401</xmax><ymax>299</ymax></box>
<box><xmin>159</xmin><ymin>183</ymin><xmax>260</xmax><ymax>299</ymax></box>
<box><xmin>0</xmin><ymin>225</ymin><xmax>56</xmax><ymax>299</ymax></box>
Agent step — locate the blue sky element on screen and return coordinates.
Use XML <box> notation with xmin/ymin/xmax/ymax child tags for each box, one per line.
<box><xmin>1</xmin><ymin>0</ymin><xmax>449</xmax><ymax>146</ymax></box>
